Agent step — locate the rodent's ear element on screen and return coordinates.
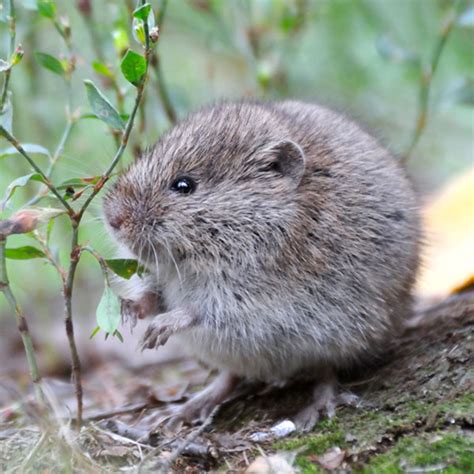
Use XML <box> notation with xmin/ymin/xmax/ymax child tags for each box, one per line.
<box><xmin>264</xmin><ymin>140</ymin><xmax>306</xmax><ymax>186</ymax></box>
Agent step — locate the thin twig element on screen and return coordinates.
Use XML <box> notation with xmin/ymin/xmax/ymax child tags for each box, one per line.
<box><xmin>26</xmin><ymin>119</ymin><xmax>77</xmax><ymax>207</ymax></box>
<box><xmin>0</xmin><ymin>0</ymin><xmax>15</xmax><ymax>110</ymax></box>
<box><xmin>0</xmin><ymin>236</ymin><xmax>44</xmax><ymax>403</ymax></box>
<box><xmin>82</xmin><ymin>401</ymin><xmax>160</xmax><ymax>421</ymax></box>
<box><xmin>63</xmin><ymin>0</ymin><xmax>153</xmax><ymax>428</ymax></box>
<box><xmin>152</xmin><ymin>0</ymin><xmax>177</xmax><ymax>125</ymax></box>
<box><xmin>139</xmin><ymin>405</ymin><xmax>220</xmax><ymax>473</ymax></box>
<box><xmin>0</xmin><ymin>125</ymin><xmax>75</xmax><ymax>214</ymax></box>
<box><xmin>402</xmin><ymin>7</ymin><xmax>458</xmax><ymax>164</ymax></box>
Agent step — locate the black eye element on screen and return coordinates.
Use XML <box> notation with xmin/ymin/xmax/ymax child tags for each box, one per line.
<box><xmin>170</xmin><ymin>177</ymin><xmax>196</xmax><ymax>194</ymax></box>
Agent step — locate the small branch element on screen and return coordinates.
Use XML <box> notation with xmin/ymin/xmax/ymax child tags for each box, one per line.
<box><xmin>0</xmin><ymin>125</ymin><xmax>75</xmax><ymax>215</ymax></box>
<box><xmin>152</xmin><ymin>52</ymin><xmax>177</xmax><ymax>125</ymax></box>
<box><xmin>139</xmin><ymin>405</ymin><xmax>220</xmax><ymax>473</ymax></box>
<box><xmin>78</xmin><ymin>25</ymin><xmax>152</xmax><ymax>218</ymax></box>
<box><xmin>62</xmin><ymin>1</ymin><xmax>153</xmax><ymax>428</ymax></box>
<box><xmin>151</xmin><ymin>0</ymin><xmax>177</xmax><ymax>125</ymax></box>
<box><xmin>0</xmin><ymin>236</ymin><xmax>44</xmax><ymax>404</ymax></box>
<box><xmin>62</xmin><ymin>221</ymin><xmax>83</xmax><ymax>428</ymax></box>
<box><xmin>25</xmin><ymin>119</ymin><xmax>77</xmax><ymax>207</ymax></box>
<box><xmin>0</xmin><ymin>0</ymin><xmax>15</xmax><ymax>111</ymax></box>
<box><xmin>402</xmin><ymin>7</ymin><xmax>458</xmax><ymax>164</ymax></box>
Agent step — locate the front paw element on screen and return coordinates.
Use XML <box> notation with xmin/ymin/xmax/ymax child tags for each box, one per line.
<box><xmin>140</xmin><ymin>321</ymin><xmax>172</xmax><ymax>350</ymax></box>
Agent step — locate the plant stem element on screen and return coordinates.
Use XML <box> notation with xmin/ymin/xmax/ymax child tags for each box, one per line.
<box><xmin>152</xmin><ymin>0</ymin><xmax>177</xmax><ymax>125</ymax></box>
<box><xmin>0</xmin><ymin>0</ymin><xmax>15</xmax><ymax>111</ymax></box>
<box><xmin>78</xmin><ymin>43</ymin><xmax>152</xmax><ymax>218</ymax></box>
<box><xmin>62</xmin><ymin>220</ymin><xmax>83</xmax><ymax>428</ymax></box>
<box><xmin>403</xmin><ymin>8</ymin><xmax>458</xmax><ymax>164</ymax></box>
<box><xmin>0</xmin><ymin>236</ymin><xmax>44</xmax><ymax>403</ymax></box>
<box><xmin>0</xmin><ymin>125</ymin><xmax>75</xmax><ymax>215</ymax></box>
<box><xmin>25</xmin><ymin>119</ymin><xmax>76</xmax><ymax>207</ymax></box>
<box><xmin>62</xmin><ymin>1</ymin><xmax>153</xmax><ymax>427</ymax></box>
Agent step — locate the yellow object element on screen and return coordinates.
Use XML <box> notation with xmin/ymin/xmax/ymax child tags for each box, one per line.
<box><xmin>417</xmin><ymin>168</ymin><xmax>474</xmax><ymax>298</ymax></box>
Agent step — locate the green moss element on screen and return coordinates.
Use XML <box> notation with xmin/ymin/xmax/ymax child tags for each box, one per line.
<box><xmin>271</xmin><ymin>389</ymin><xmax>474</xmax><ymax>472</ymax></box>
<box><xmin>361</xmin><ymin>432</ymin><xmax>474</xmax><ymax>474</ymax></box>
<box><xmin>273</xmin><ymin>419</ymin><xmax>345</xmax><ymax>473</ymax></box>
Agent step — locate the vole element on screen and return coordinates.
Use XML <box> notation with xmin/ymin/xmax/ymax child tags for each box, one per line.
<box><xmin>103</xmin><ymin>100</ymin><xmax>420</xmax><ymax>431</ymax></box>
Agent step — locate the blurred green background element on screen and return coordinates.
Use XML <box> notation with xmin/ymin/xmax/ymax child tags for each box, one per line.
<box><xmin>0</xmin><ymin>0</ymin><xmax>473</xmax><ymax>369</ymax></box>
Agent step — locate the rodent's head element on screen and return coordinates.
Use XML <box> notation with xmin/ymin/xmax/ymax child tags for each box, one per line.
<box><xmin>103</xmin><ymin>102</ymin><xmax>306</xmax><ymax>269</ymax></box>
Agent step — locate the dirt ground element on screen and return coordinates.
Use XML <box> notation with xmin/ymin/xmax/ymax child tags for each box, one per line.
<box><xmin>0</xmin><ymin>293</ymin><xmax>473</xmax><ymax>473</ymax></box>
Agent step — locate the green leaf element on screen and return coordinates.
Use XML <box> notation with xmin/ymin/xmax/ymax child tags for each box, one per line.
<box><xmin>133</xmin><ymin>3</ymin><xmax>151</xmax><ymax>22</ymax></box>
<box><xmin>0</xmin><ymin>91</ymin><xmax>13</xmax><ymax>134</ymax></box>
<box><xmin>458</xmin><ymin>5</ymin><xmax>474</xmax><ymax>27</ymax></box>
<box><xmin>1</xmin><ymin>173</ymin><xmax>44</xmax><ymax>210</ymax></box>
<box><xmin>113</xmin><ymin>28</ymin><xmax>129</xmax><ymax>53</ymax></box>
<box><xmin>96</xmin><ymin>285</ymin><xmax>121</xmax><ymax>334</ymax></box>
<box><xmin>84</xmin><ymin>79</ymin><xmax>124</xmax><ymax>130</ymax></box>
<box><xmin>35</xmin><ymin>52</ymin><xmax>65</xmax><ymax>76</ymax></box>
<box><xmin>56</xmin><ymin>176</ymin><xmax>100</xmax><ymax>190</ymax></box>
<box><xmin>37</xmin><ymin>0</ymin><xmax>56</xmax><ymax>18</ymax></box>
<box><xmin>0</xmin><ymin>143</ymin><xmax>51</xmax><ymax>160</ymax></box>
<box><xmin>5</xmin><ymin>245</ymin><xmax>46</xmax><ymax>260</ymax></box>
<box><xmin>105</xmin><ymin>258</ymin><xmax>140</xmax><ymax>280</ymax></box>
<box><xmin>120</xmin><ymin>50</ymin><xmax>146</xmax><ymax>86</ymax></box>
<box><xmin>375</xmin><ymin>35</ymin><xmax>419</xmax><ymax>66</ymax></box>
<box><xmin>113</xmin><ymin>329</ymin><xmax>124</xmax><ymax>342</ymax></box>
<box><xmin>92</xmin><ymin>61</ymin><xmax>113</xmax><ymax>78</ymax></box>
<box><xmin>89</xmin><ymin>325</ymin><xmax>100</xmax><ymax>339</ymax></box>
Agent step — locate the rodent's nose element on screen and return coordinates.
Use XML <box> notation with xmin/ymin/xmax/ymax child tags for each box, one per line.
<box><xmin>108</xmin><ymin>213</ymin><xmax>124</xmax><ymax>230</ymax></box>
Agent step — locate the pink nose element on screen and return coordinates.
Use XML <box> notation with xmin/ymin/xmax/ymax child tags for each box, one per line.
<box><xmin>108</xmin><ymin>213</ymin><xmax>124</xmax><ymax>230</ymax></box>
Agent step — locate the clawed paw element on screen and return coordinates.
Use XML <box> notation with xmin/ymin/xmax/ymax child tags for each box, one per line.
<box><xmin>140</xmin><ymin>322</ymin><xmax>172</xmax><ymax>350</ymax></box>
<box><xmin>294</xmin><ymin>385</ymin><xmax>360</xmax><ymax>433</ymax></box>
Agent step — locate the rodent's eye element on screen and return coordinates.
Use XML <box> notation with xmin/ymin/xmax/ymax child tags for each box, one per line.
<box><xmin>170</xmin><ymin>176</ymin><xmax>196</xmax><ymax>194</ymax></box>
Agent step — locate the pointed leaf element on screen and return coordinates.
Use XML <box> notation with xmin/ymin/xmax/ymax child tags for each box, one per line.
<box><xmin>133</xmin><ymin>3</ymin><xmax>151</xmax><ymax>22</ymax></box>
<box><xmin>96</xmin><ymin>285</ymin><xmax>121</xmax><ymax>334</ymax></box>
<box><xmin>92</xmin><ymin>61</ymin><xmax>113</xmax><ymax>78</ymax></box>
<box><xmin>113</xmin><ymin>28</ymin><xmax>129</xmax><ymax>53</ymax></box>
<box><xmin>105</xmin><ymin>258</ymin><xmax>140</xmax><ymax>280</ymax></box>
<box><xmin>0</xmin><ymin>143</ymin><xmax>51</xmax><ymax>160</ymax></box>
<box><xmin>84</xmin><ymin>80</ymin><xmax>124</xmax><ymax>130</ymax></box>
<box><xmin>1</xmin><ymin>173</ymin><xmax>44</xmax><ymax>210</ymax></box>
<box><xmin>37</xmin><ymin>0</ymin><xmax>56</xmax><ymax>18</ymax></box>
<box><xmin>113</xmin><ymin>329</ymin><xmax>124</xmax><ymax>342</ymax></box>
<box><xmin>89</xmin><ymin>325</ymin><xmax>101</xmax><ymax>339</ymax></box>
<box><xmin>56</xmin><ymin>176</ymin><xmax>100</xmax><ymax>190</ymax></box>
<box><xmin>35</xmin><ymin>52</ymin><xmax>65</xmax><ymax>76</ymax></box>
<box><xmin>5</xmin><ymin>245</ymin><xmax>46</xmax><ymax>260</ymax></box>
<box><xmin>120</xmin><ymin>50</ymin><xmax>146</xmax><ymax>86</ymax></box>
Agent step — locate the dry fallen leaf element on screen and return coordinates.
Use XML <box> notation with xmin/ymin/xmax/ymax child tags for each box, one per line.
<box><xmin>245</xmin><ymin>452</ymin><xmax>297</xmax><ymax>474</ymax></box>
<box><xmin>308</xmin><ymin>446</ymin><xmax>346</xmax><ymax>470</ymax></box>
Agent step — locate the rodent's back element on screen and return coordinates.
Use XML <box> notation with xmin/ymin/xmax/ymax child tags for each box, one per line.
<box><xmin>275</xmin><ymin>100</ymin><xmax>420</xmax><ymax>319</ymax></box>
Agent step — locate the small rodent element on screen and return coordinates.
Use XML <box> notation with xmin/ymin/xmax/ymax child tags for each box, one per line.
<box><xmin>104</xmin><ymin>100</ymin><xmax>421</xmax><ymax>431</ymax></box>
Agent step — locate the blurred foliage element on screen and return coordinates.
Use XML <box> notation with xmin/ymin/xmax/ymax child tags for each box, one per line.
<box><xmin>0</xmin><ymin>0</ymin><xmax>473</xmax><ymax>323</ymax></box>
